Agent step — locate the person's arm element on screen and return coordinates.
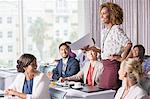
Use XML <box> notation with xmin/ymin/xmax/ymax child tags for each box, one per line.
<box><xmin>109</xmin><ymin>42</ymin><xmax>132</xmax><ymax>62</ymax></box>
<box><xmin>95</xmin><ymin>62</ymin><xmax>104</xmax><ymax>85</ymax></box>
<box><xmin>65</xmin><ymin>58</ymin><xmax>80</xmax><ymax>77</ymax></box>
<box><xmin>126</xmin><ymin>49</ymin><xmax>133</xmax><ymax>59</ymax></box>
<box><xmin>5</xmin><ymin>89</ymin><xmax>26</xmax><ymax>99</ymax></box>
<box><xmin>65</xmin><ymin>70</ymin><xmax>84</xmax><ymax>81</ymax></box>
<box><xmin>115</xmin><ymin>42</ymin><xmax>132</xmax><ymax>62</ymax></box>
<box><xmin>65</xmin><ymin>59</ymin><xmax>80</xmax><ymax>77</ymax></box>
<box><xmin>110</xmin><ymin>28</ymin><xmax>132</xmax><ymax>62</ymax></box>
<box><xmin>52</xmin><ymin>62</ymin><xmax>61</xmax><ymax>80</ymax></box>
<box><xmin>5</xmin><ymin>74</ymin><xmax>26</xmax><ymax>99</ymax></box>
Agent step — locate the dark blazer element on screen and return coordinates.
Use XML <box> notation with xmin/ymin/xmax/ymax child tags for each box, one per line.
<box><xmin>52</xmin><ymin>57</ymin><xmax>80</xmax><ymax>80</ymax></box>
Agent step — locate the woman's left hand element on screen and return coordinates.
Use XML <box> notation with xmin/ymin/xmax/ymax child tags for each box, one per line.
<box><xmin>5</xmin><ymin>89</ymin><xmax>17</xmax><ymax>96</ymax></box>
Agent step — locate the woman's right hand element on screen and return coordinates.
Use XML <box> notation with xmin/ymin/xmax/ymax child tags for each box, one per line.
<box><xmin>108</xmin><ymin>54</ymin><xmax>122</xmax><ymax>61</ymax></box>
<box><xmin>5</xmin><ymin>89</ymin><xmax>26</xmax><ymax>99</ymax></box>
<box><xmin>60</xmin><ymin>77</ymin><xmax>69</xmax><ymax>82</ymax></box>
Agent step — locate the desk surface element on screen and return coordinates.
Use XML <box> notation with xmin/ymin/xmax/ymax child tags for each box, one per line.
<box><xmin>49</xmin><ymin>85</ymin><xmax>116</xmax><ymax>99</ymax></box>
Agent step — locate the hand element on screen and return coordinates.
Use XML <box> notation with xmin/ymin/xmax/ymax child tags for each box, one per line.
<box><xmin>108</xmin><ymin>54</ymin><xmax>121</xmax><ymax>61</ymax></box>
<box><xmin>5</xmin><ymin>89</ymin><xmax>17</xmax><ymax>96</ymax></box>
<box><xmin>58</xmin><ymin>77</ymin><xmax>64</xmax><ymax>83</ymax></box>
<box><xmin>60</xmin><ymin>77</ymin><xmax>67</xmax><ymax>82</ymax></box>
<box><xmin>58</xmin><ymin>77</ymin><xmax>68</xmax><ymax>83</ymax></box>
<box><xmin>62</xmin><ymin>77</ymin><xmax>69</xmax><ymax>81</ymax></box>
<box><xmin>47</xmin><ymin>71</ymin><xmax>53</xmax><ymax>79</ymax></box>
<box><xmin>5</xmin><ymin>89</ymin><xmax>26</xmax><ymax>99</ymax></box>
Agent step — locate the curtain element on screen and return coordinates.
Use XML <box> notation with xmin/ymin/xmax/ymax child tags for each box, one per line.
<box><xmin>84</xmin><ymin>0</ymin><xmax>150</xmax><ymax>55</ymax></box>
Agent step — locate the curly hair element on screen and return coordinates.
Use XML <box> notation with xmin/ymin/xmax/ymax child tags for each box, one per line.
<box><xmin>100</xmin><ymin>2</ymin><xmax>123</xmax><ymax>25</ymax></box>
<box><xmin>16</xmin><ymin>53</ymin><xmax>36</xmax><ymax>73</ymax></box>
<box><xmin>121</xmin><ymin>58</ymin><xmax>144</xmax><ymax>82</ymax></box>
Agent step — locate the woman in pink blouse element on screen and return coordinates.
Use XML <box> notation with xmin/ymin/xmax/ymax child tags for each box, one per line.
<box><xmin>99</xmin><ymin>2</ymin><xmax>132</xmax><ymax>89</ymax></box>
<box><xmin>63</xmin><ymin>46</ymin><xmax>103</xmax><ymax>86</ymax></box>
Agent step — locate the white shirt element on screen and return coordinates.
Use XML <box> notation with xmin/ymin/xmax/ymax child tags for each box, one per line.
<box><xmin>62</xmin><ymin>57</ymin><xmax>69</xmax><ymax>74</ymax></box>
<box><xmin>101</xmin><ymin>25</ymin><xmax>130</xmax><ymax>59</ymax></box>
<box><xmin>114</xmin><ymin>84</ymin><xmax>149</xmax><ymax>99</ymax></box>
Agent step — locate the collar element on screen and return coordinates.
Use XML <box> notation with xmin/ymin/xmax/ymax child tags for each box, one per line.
<box><xmin>62</xmin><ymin>57</ymin><xmax>69</xmax><ymax>64</ymax></box>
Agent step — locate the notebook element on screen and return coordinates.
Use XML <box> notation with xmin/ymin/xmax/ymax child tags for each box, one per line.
<box><xmin>0</xmin><ymin>90</ymin><xmax>4</xmax><ymax>97</ymax></box>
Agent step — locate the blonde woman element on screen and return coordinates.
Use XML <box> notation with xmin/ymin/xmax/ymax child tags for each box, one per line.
<box><xmin>114</xmin><ymin>58</ymin><xmax>148</xmax><ymax>99</ymax></box>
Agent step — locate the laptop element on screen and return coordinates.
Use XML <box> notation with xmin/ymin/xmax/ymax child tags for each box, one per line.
<box><xmin>0</xmin><ymin>90</ymin><xmax>4</xmax><ymax>97</ymax></box>
<box><xmin>80</xmin><ymin>85</ymin><xmax>107</xmax><ymax>93</ymax></box>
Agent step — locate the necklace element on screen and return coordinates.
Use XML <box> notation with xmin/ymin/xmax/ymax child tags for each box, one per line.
<box><xmin>101</xmin><ymin>26</ymin><xmax>113</xmax><ymax>53</ymax></box>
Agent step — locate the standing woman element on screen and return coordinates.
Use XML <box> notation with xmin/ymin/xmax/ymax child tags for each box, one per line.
<box><xmin>5</xmin><ymin>54</ymin><xmax>50</xmax><ymax>99</ymax></box>
<box><xmin>99</xmin><ymin>2</ymin><xmax>132</xmax><ymax>90</ymax></box>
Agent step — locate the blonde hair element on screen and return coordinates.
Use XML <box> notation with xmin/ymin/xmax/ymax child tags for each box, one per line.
<box><xmin>100</xmin><ymin>2</ymin><xmax>123</xmax><ymax>25</ymax></box>
<box><xmin>121</xmin><ymin>58</ymin><xmax>144</xmax><ymax>82</ymax></box>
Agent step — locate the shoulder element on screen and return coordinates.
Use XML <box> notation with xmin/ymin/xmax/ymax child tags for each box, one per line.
<box><xmin>68</xmin><ymin>57</ymin><xmax>79</xmax><ymax>63</ymax></box>
<box><xmin>133</xmin><ymin>84</ymin><xmax>148</xmax><ymax>97</ymax></box>
<box><xmin>111</xmin><ymin>25</ymin><xmax>124</xmax><ymax>34</ymax></box>
<box><xmin>34</xmin><ymin>71</ymin><xmax>49</xmax><ymax>83</ymax></box>
<box><xmin>136</xmin><ymin>85</ymin><xmax>147</xmax><ymax>93</ymax></box>
<box><xmin>56</xmin><ymin>59</ymin><xmax>63</xmax><ymax>66</ymax></box>
<box><xmin>96</xmin><ymin>61</ymin><xmax>103</xmax><ymax>65</ymax></box>
<box><xmin>83</xmin><ymin>61</ymin><xmax>91</xmax><ymax>67</ymax></box>
<box><xmin>116</xmin><ymin>86</ymin><xmax>124</xmax><ymax>94</ymax></box>
<box><xmin>35</xmin><ymin>71</ymin><xmax>48</xmax><ymax>80</ymax></box>
<box><xmin>115</xmin><ymin>87</ymin><xmax>124</xmax><ymax>98</ymax></box>
<box><xmin>15</xmin><ymin>73</ymin><xmax>25</xmax><ymax>79</ymax></box>
<box><xmin>96</xmin><ymin>61</ymin><xmax>103</xmax><ymax>68</ymax></box>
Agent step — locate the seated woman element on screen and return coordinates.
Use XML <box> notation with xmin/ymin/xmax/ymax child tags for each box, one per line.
<box><xmin>63</xmin><ymin>46</ymin><xmax>103</xmax><ymax>86</ymax></box>
<box><xmin>113</xmin><ymin>44</ymin><xmax>145</xmax><ymax>62</ymax></box>
<box><xmin>5</xmin><ymin>54</ymin><xmax>50</xmax><ymax>99</ymax></box>
<box><xmin>114</xmin><ymin>58</ymin><xmax>149</xmax><ymax>99</ymax></box>
<box><xmin>127</xmin><ymin>44</ymin><xmax>145</xmax><ymax>63</ymax></box>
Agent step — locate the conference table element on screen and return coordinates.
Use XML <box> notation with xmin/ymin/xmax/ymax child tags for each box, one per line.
<box><xmin>49</xmin><ymin>82</ymin><xmax>116</xmax><ymax>99</ymax></box>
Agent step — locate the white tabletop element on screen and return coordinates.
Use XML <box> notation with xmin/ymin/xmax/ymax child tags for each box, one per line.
<box><xmin>49</xmin><ymin>85</ymin><xmax>116</xmax><ymax>99</ymax></box>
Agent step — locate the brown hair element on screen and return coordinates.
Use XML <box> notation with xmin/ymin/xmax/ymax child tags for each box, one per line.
<box><xmin>16</xmin><ymin>53</ymin><xmax>36</xmax><ymax>73</ymax></box>
<box><xmin>100</xmin><ymin>2</ymin><xmax>123</xmax><ymax>25</ymax></box>
<box><xmin>85</xmin><ymin>46</ymin><xmax>100</xmax><ymax>53</ymax></box>
<box><xmin>133</xmin><ymin>44</ymin><xmax>145</xmax><ymax>62</ymax></box>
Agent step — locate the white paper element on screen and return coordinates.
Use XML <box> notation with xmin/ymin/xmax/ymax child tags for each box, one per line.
<box><xmin>70</xmin><ymin>33</ymin><xmax>95</xmax><ymax>50</ymax></box>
